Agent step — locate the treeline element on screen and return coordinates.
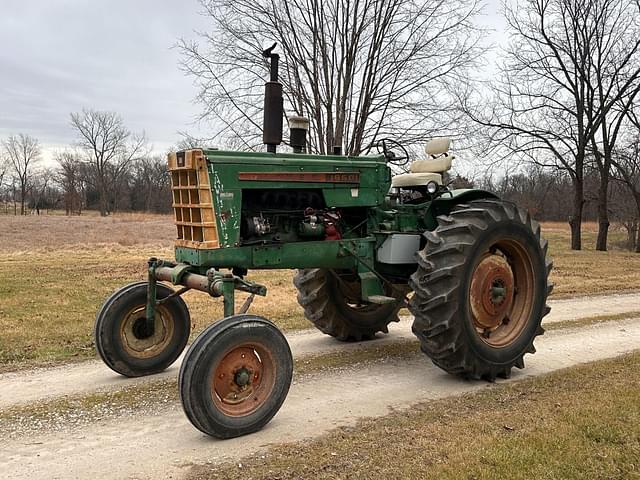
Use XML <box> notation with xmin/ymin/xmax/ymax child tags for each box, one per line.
<box><xmin>452</xmin><ymin>162</ymin><xmax>640</xmax><ymax>252</ymax></box>
<box><xmin>4</xmin><ymin>0</ymin><xmax>640</xmax><ymax>257</ymax></box>
<box><xmin>0</xmin><ymin>111</ymin><xmax>172</xmax><ymax>216</ymax></box>
<box><xmin>180</xmin><ymin>0</ymin><xmax>640</xmax><ymax>253</ymax></box>
<box><xmin>462</xmin><ymin>0</ymin><xmax>640</xmax><ymax>253</ymax></box>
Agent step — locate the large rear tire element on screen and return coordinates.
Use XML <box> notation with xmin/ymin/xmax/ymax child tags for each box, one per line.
<box><xmin>409</xmin><ymin>199</ymin><xmax>553</xmax><ymax>380</ymax></box>
<box><xmin>293</xmin><ymin>269</ymin><xmax>405</xmax><ymax>341</ymax></box>
<box><xmin>179</xmin><ymin>315</ymin><xmax>293</xmax><ymax>439</ymax></box>
<box><xmin>95</xmin><ymin>282</ymin><xmax>191</xmax><ymax>377</ymax></box>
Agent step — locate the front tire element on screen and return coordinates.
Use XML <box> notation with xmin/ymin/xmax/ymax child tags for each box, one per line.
<box><xmin>409</xmin><ymin>199</ymin><xmax>553</xmax><ymax>380</ymax></box>
<box><xmin>294</xmin><ymin>269</ymin><xmax>405</xmax><ymax>341</ymax></box>
<box><xmin>179</xmin><ymin>315</ymin><xmax>293</xmax><ymax>439</ymax></box>
<box><xmin>95</xmin><ymin>282</ymin><xmax>191</xmax><ymax>377</ymax></box>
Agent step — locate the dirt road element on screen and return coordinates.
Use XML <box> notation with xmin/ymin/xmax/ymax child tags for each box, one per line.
<box><xmin>0</xmin><ymin>292</ymin><xmax>639</xmax><ymax>480</ymax></box>
<box><xmin>1</xmin><ymin>291</ymin><xmax>637</xmax><ymax>409</ymax></box>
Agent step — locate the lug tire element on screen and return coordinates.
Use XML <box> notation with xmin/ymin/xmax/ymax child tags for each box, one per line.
<box><xmin>293</xmin><ymin>269</ymin><xmax>404</xmax><ymax>341</ymax></box>
<box><xmin>409</xmin><ymin>199</ymin><xmax>553</xmax><ymax>381</ymax></box>
<box><xmin>95</xmin><ymin>282</ymin><xmax>191</xmax><ymax>377</ymax></box>
<box><xmin>179</xmin><ymin>315</ymin><xmax>293</xmax><ymax>439</ymax></box>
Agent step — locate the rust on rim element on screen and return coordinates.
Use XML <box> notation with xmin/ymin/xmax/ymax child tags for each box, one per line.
<box><xmin>119</xmin><ymin>306</ymin><xmax>174</xmax><ymax>359</ymax></box>
<box><xmin>469</xmin><ymin>239</ymin><xmax>535</xmax><ymax>348</ymax></box>
<box><xmin>211</xmin><ymin>343</ymin><xmax>277</xmax><ymax>417</ymax></box>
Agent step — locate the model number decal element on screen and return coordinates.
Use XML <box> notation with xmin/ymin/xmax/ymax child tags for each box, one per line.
<box><xmin>238</xmin><ymin>172</ymin><xmax>360</xmax><ymax>184</ymax></box>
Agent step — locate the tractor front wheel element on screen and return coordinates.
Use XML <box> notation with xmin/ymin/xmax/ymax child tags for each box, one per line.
<box><xmin>409</xmin><ymin>199</ymin><xmax>553</xmax><ymax>381</ymax></box>
<box><xmin>95</xmin><ymin>282</ymin><xmax>191</xmax><ymax>377</ymax></box>
<box><xmin>179</xmin><ymin>315</ymin><xmax>293</xmax><ymax>439</ymax></box>
<box><xmin>294</xmin><ymin>269</ymin><xmax>405</xmax><ymax>341</ymax></box>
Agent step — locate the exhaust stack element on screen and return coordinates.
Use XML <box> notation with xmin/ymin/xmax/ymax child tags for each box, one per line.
<box><xmin>262</xmin><ymin>43</ymin><xmax>283</xmax><ymax>153</ymax></box>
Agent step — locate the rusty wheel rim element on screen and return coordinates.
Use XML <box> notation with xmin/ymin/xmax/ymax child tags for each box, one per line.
<box><xmin>211</xmin><ymin>343</ymin><xmax>277</xmax><ymax>417</ymax></box>
<box><xmin>469</xmin><ymin>239</ymin><xmax>535</xmax><ymax>348</ymax></box>
<box><xmin>119</xmin><ymin>305</ymin><xmax>174</xmax><ymax>359</ymax></box>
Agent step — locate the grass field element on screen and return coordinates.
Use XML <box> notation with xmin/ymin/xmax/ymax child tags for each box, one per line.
<box><xmin>0</xmin><ymin>214</ymin><xmax>639</xmax><ymax>371</ymax></box>
<box><xmin>188</xmin><ymin>352</ymin><xmax>640</xmax><ymax>480</ymax></box>
<box><xmin>542</xmin><ymin>222</ymin><xmax>640</xmax><ymax>297</ymax></box>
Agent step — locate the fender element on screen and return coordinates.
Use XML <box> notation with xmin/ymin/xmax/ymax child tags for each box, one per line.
<box><xmin>427</xmin><ymin>188</ymin><xmax>500</xmax><ymax>225</ymax></box>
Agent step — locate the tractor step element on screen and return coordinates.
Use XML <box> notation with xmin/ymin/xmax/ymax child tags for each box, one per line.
<box><xmin>366</xmin><ymin>295</ymin><xmax>397</xmax><ymax>305</ymax></box>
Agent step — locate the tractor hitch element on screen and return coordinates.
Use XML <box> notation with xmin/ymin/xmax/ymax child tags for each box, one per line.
<box><xmin>145</xmin><ymin>258</ymin><xmax>268</xmax><ymax>333</ymax></box>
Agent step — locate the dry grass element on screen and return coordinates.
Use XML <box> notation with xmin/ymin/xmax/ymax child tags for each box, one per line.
<box><xmin>0</xmin><ymin>245</ymin><xmax>303</xmax><ymax>369</ymax></box>
<box><xmin>0</xmin><ymin>214</ymin><xmax>638</xmax><ymax>370</ymax></box>
<box><xmin>542</xmin><ymin>221</ymin><xmax>640</xmax><ymax>297</ymax></box>
<box><xmin>188</xmin><ymin>352</ymin><xmax>640</xmax><ymax>480</ymax></box>
<box><xmin>0</xmin><ymin>214</ymin><xmax>304</xmax><ymax>370</ymax></box>
<box><xmin>0</xmin><ymin>212</ymin><xmax>175</xmax><ymax>252</ymax></box>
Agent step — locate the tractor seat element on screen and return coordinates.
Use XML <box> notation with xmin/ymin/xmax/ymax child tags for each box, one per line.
<box><xmin>391</xmin><ymin>138</ymin><xmax>454</xmax><ymax>188</ymax></box>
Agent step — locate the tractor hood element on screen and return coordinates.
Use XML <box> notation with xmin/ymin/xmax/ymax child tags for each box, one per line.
<box><xmin>168</xmin><ymin>148</ymin><xmax>391</xmax><ymax>249</ymax></box>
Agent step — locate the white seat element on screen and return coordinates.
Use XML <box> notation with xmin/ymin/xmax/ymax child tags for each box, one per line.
<box><xmin>391</xmin><ymin>137</ymin><xmax>454</xmax><ymax>188</ymax></box>
<box><xmin>391</xmin><ymin>172</ymin><xmax>442</xmax><ymax>188</ymax></box>
<box><xmin>410</xmin><ymin>157</ymin><xmax>452</xmax><ymax>174</ymax></box>
<box><xmin>425</xmin><ymin>137</ymin><xmax>451</xmax><ymax>156</ymax></box>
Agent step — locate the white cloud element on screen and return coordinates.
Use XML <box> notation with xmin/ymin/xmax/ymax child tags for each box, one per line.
<box><xmin>0</xmin><ymin>0</ymin><xmax>210</xmax><ymax>153</ymax></box>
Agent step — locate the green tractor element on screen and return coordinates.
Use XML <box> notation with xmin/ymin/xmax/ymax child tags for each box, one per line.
<box><xmin>95</xmin><ymin>47</ymin><xmax>552</xmax><ymax>439</ymax></box>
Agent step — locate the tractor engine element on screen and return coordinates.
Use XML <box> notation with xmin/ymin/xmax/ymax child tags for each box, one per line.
<box><xmin>240</xmin><ymin>189</ymin><xmax>344</xmax><ymax>244</ymax></box>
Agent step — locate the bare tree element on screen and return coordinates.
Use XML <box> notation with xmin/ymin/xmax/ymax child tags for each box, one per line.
<box><xmin>179</xmin><ymin>0</ymin><xmax>484</xmax><ymax>155</ymax></box>
<box><xmin>56</xmin><ymin>150</ymin><xmax>85</xmax><ymax>215</ymax></box>
<box><xmin>0</xmin><ymin>156</ymin><xmax>6</xmax><ymax>186</ymax></box>
<box><xmin>612</xmin><ymin>114</ymin><xmax>640</xmax><ymax>252</ymax></box>
<box><xmin>2</xmin><ymin>133</ymin><xmax>41</xmax><ymax>215</ymax></box>
<box><xmin>582</xmin><ymin>0</ymin><xmax>640</xmax><ymax>251</ymax></box>
<box><xmin>0</xmin><ymin>153</ymin><xmax>8</xmax><ymax>213</ymax></box>
<box><xmin>70</xmin><ymin>109</ymin><xmax>147</xmax><ymax>216</ymax></box>
<box><xmin>0</xmin><ymin>153</ymin><xmax>7</xmax><ymax>198</ymax></box>
<box><xmin>131</xmin><ymin>156</ymin><xmax>172</xmax><ymax>212</ymax></box>
<box><xmin>463</xmin><ymin>0</ymin><xmax>640</xmax><ymax>251</ymax></box>
<box><xmin>175</xmin><ymin>134</ymin><xmax>208</xmax><ymax>151</ymax></box>
<box><xmin>29</xmin><ymin>168</ymin><xmax>56</xmax><ymax>215</ymax></box>
<box><xmin>609</xmin><ymin>179</ymin><xmax>639</xmax><ymax>251</ymax></box>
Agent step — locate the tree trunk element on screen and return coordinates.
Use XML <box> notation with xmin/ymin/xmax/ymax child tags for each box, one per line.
<box><xmin>624</xmin><ymin>222</ymin><xmax>637</xmax><ymax>251</ymax></box>
<box><xmin>595</xmin><ymin>171</ymin><xmax>610</xmax><ymax>251</ymax></box>
<box><xmin>20</xmin><ymin>183</ymin><xmax>26</xmax><ymax>215</ymax></box>
<box><xmin>569</xmin><ymin>180</ymin><xmax>583</xmax><ymax>250</ymax></box>
<box><xmin>99</xmin><ymin>185</ymin><xmax>108</xmax><ymax>217</ymax></box>
<box><xmin>635</xmin><ymin>195</ymin><xmax>640</xmax><ymax>253</ymax></box>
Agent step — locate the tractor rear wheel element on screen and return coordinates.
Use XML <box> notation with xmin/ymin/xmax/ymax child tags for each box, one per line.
<box><xmin>179</xmin><ymin>314</ymin><xmax>293</xmax><ymax>439</ymax></box>
<box><xmin>293</xmin><ymin>269</ymin><xmax>405</xmax><ymax>341</ymax></box>
<box><xmin>95</xmin><ymin>282</ymin><xmax>191</xmax><ymax>377</ymax></box>
<box><xmin>409</xmin><ymin>199</ymin><xmax>553</xmax><ymax>381</ymax></box>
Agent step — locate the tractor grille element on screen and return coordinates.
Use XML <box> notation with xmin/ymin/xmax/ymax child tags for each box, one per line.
<box><xmin>167</xmin><ymin>149</ymin><xmax>219</xmax><ymax>249</ymax></box>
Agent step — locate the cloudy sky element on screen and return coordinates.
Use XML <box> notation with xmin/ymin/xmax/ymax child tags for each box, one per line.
<box><xmin>0</xmin><ymin>0</ymin><xmax>506</xmax><ymax>163</ymax></box>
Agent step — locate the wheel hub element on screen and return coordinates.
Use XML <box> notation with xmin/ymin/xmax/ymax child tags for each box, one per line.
<box><xmin>132</xmin><ymin>318</ymin><xmax>154</xmax><ymax>340</ymax></box>
<box><xmin>212</xmin><ymin>345</ymin><xmax>274</xmax><ymax>415</ymax></box>
<box><xmin>470</xmin><ymin>253</ymin><xmax>515</xmax><ymax>330</ymax></box>
<box><xmin>234</xmin><ymin>367</ymin><xmax>251</xmax><ymax>387</ymax></box>
<box><xmin>120</xmin><ymin>307</ymin><xmax>173</xmax><ymax>359</ymax></box>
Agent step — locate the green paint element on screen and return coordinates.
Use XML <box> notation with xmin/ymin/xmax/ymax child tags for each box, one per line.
<box><xmin>221</xmin><ymin>275</ymin><xmax>236</xmax><ymax>318</ymax></box>
<box><xmin>161</xmin><ymin>149</ymin><xmax>498</xmax><ymax>310</ymax></box>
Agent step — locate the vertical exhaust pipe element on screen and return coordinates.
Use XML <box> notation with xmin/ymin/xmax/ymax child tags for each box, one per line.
<box><xmin>262</xmin><ymin>43</ymin><xmax>283</xmax><ymax>153</ymax></box>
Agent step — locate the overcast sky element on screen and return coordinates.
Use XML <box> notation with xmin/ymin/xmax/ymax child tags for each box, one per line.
<box><xmin>0</xmin><ymin>0</ymin><xmax>507</xmax><ymax>163</ymax></box>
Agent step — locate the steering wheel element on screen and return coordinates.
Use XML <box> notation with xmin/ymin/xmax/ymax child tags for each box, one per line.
<box><xmin>375</xmin><ymin>139</ymin><xmax>410</xmax><ymax>167</ymax></box>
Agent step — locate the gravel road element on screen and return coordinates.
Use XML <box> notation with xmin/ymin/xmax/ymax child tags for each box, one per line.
<box><xmin>0</xmin><ymin>292</ymin><xmax>638</xmax><ymax>480</ymax></box>
<box><xmin>1</xmin><ymin>291</ymin><xmax>637</xmax><ymax>409</ymax></box>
